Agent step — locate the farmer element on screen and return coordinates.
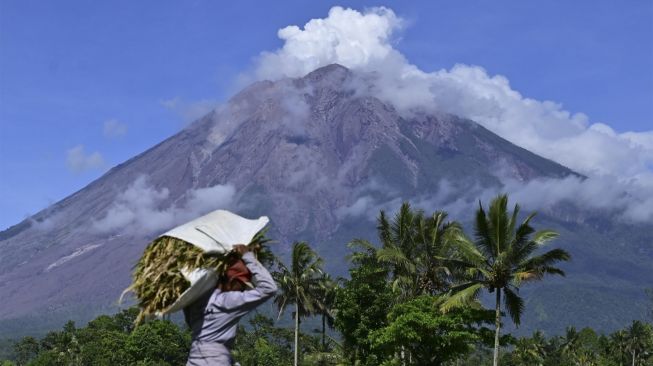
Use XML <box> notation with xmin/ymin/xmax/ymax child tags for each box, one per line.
<box><xmin>184</xmin><ymin>244</ymin><xmax>277</xmax><ymax>366</ymax></box>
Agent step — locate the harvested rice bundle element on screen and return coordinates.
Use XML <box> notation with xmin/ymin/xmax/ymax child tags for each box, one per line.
<box><xmin>122</xmin><ymin>210</ymin><xmax>270</xmax><ymax>324</ymax></box>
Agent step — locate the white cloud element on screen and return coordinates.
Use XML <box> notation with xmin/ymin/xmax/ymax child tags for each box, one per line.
<box><xmin>500</xmin><ymin>174</ymin><xmax>653</xmax><ymax>223</ymax></box>
<box><xmin>161</xmin><ymin>97</ymin><xmax>220</xmax><ymax>122</ymax></box>
<box><xmin>255</xmin><ymin>6</ymin><xmax>652</xmax><ymax>224</ymax></box>
<box><xmin>336</xmin><ymin>195</ymin><xmax>376</xmax><ymax>219</ymax></box>
<box><xmin>426</xmin><ymin>173</ymin><xmax>653</xmax><ymax>224</ymax></box>
<box><xmin>29</xmin><ymin>214</ymin><xmax>60</xmax><ymax>231</ymax></box>
<box><xmin>185</xmin><ymin>184</ymin><xmax>238</xmax><ymax>216</ymax></box>
<box><xmin>279</xmin><ymin>82</ymin><xmax>312</xmax><ymax>137</ymax></box>
<box><xmin>103</xmin><ymin>119</ymin><xmax>128</xmax><ymax>138</ymax></box>
<box><xmin>256</xmin><ymin>6</ymin><xmax>402</xmax><ymax>81</ymax></box>
<box><xmin>336</xmin><ymin>194</ymin><xmax>403</xmax><ymax>221</ymax></box>
<box><xmin>335</xmin><ymin>177</ymin><xmax>403</xmax><ymax>220</ymax></box>
<box><xmin>339</xmin><ymin>175</ymin><xmax>653</xmax><ymax>225</ymax></box>
<box><xmin>66</xmin><ymin>145</ymin><xmax>105</xmax><ymax>173</ymax></box>
<box><xmin>254</xmin><ymin>6</ymin><xmax>653</xmax><ymax>183</ymax></box>
<box><xmin>92</xmin><ymin>176</ymin><xmax>236</xmax><ymax>235</ymax></box>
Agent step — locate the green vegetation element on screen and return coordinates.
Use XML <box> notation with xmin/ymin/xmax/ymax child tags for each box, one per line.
<box><xmin>272</xmin><ymin>242</ymin><xmax>324</xmax><ymax>366</ymax></box>
<box><xmin>443</xmin><ymin>194</ymin><xmax>570</xmax><ymax>366</ymax></box>
<box><xmin>2</xmin><ymin>195</ymin><xmax>651</xmax><ymax>365</ymax></box>
<box><xmin>4</xmin><ymin>308</ymin><xmax>191</xmax><ymax>366</ymax></box>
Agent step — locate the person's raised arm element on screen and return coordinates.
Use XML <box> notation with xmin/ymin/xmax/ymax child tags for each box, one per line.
<box><xmin>241</xmin><ymin>251</ymin><xmax>277</xmax><ymax>297</ymax></box>
<box><xmin>213</xmin><ymin>245</ymin><xmax>277</xmax><ymax>311</ymax></box>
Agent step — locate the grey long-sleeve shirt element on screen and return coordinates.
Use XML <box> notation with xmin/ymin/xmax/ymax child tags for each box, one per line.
<box><xmin>183</xmin><ymin>251</ymin><xmax>277</xmax><ymax>348</ymax></box>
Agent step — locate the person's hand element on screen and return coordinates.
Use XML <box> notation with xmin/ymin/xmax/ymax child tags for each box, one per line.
<box><xmin>233</xmin><ymin>244</ymin><xmax>249</xmax><ymax>255</ymax></box>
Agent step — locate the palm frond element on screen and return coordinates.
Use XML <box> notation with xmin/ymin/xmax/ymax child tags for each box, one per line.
<box><xmin>532</xmin><ymin>230</ymin><xmax>560</xmax><ymax>245</ymax></box>
<box><xmin>474</xmin><ymin>200</ymin><xmax>496</xmax><ymax>258</ymax></box>
<box><xmin>512</xmin><ymin>270</ymin><xmax>543</xmax><ymax>286</ymax></box>
<box><xmin>445</xmin><ymin>227</ymin><xmax>488</xmax><ymax>267</ymax></box>
<box><xmin>377</xmin><ymin>245</ymin><xmax>417</xmax><ymax>275</ymax></box>
<box><xmin>515</xmin><ymin>213</ymin><xmax>536</xmax><ymax>239</ymax></box>
<box><xmin>487</xmin><ymin>194</ymin><xmax>511</xmax><ymax>256</ymax></box>
<box><xmin>508</xmin><ymin>203</ymin><xmax>520</xmax><ymax>241</ymax></box>
<box><xmin>393</xmin><ymin>202</ymin><xmax>420</xmax><ymax>255</ymax></box>
<box><xmin>509</xmin><ymin>213</ymin><xmax>536</xmax><ymax>257</ymax></box>
<box><xmin>377</xmin><ymin>210</ymin><xmax>392</xmax><ymax>247</ymax></box>
<box><xmin>441</xmin><ymin>282</ymin><xmax>484</xmax><ymax>312</ymax></box>
<box><xmin>503</xmin><ymin>287</ymin><xmax>525</xmax><ymax>326</ymax></box>
<box><xmin>540</xmin><ymin>266</ymin><xmax>566</xmax><ymax>277</ymax></box>
<box><xmin>519</xmin><ymin>248</ymin><xmax>571</xmax><ymax>272</ymax></box>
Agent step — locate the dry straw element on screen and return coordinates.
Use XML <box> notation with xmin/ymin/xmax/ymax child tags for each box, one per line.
<box><xmin>123</xmin><ymin>229</ymin><xmax>271</xmax><ymax>324</ymax></box>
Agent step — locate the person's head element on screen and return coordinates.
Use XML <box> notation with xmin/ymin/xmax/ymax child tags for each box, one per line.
<box><xmin>219</xmin><ymin>259</ymin><xmax>252</xmax><ymax>292</ymax></box>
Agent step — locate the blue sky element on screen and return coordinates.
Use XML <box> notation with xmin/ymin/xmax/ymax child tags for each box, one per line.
<box><xmin>1</xmin><ymin>0</ymin><xmax>652</xmax><ymax>230</ymax></box>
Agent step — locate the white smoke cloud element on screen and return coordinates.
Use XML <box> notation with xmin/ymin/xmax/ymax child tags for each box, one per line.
<box><xmin>279</xmin><ymin>82</ymin><xmax>313</xmax><ymax>137</ymax></box>
<box><xmin>336</xmin><ymin>195</ymin><xmax>404</xmax><ymax>221</ymax></box>
<box><xmin>254</xmin><ymin>6</ymin><xmax>652</xmax><ymax>181</ymax></box>
<box><xmin>92</xmin><ymin>176</ymin><xmax>236</xmax><ymax>235</ymax></box>
<box><xmin>335</xmin><ymin>177</ymin><xmax>402</xmax><ymax>220</ymax></box>
<box><xmin>29</xmin><ymin>214</ymin><xmax>61</xmax><ymax>231</ymax></box>
<box><xmin>103</xmin><ymin>119</ymin><xmax>128</xmax><ymax>138</ymax></box>
<box><xmin>501</xmin><ymin>174</ymin><xmax>653</xmax><ymax>223</ymax></box>
<box><xmin>66</xmin><ymin>145</ymin><xmax>105</xmax><ymax>173</ymax></box>
<box><xmin>185</xmin><ymin>184</ymin><xmax>238</xmax><ymax>216</ymax></box>
<box><xmin>338</xmin><ymin>175</ymin><xmax>653</xmax><ymax>224</ymax></box>
<box><xmin>256</xmin><ymin>6</ymin><xmax>402</xmax><ymax>81</ymax></box>
<box><xmin>256</xmin><ymin>6</ymin><xmax>653</xmax><ymax>223</ymax></box>
<box><xmin>161</xmin><ymin>97</ymin><xmax>220</xmax><ymax>122</ymax></box>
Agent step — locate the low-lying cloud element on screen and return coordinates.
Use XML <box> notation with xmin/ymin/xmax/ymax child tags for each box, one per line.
<box><xmin>339</xmin><ymin>174</ymin><xmax>653</xmax><ymax>225</ymax></box>
<box><xmin>161</xmin><ymin>97</ymin><xmax>221</xmax><ymax>123</ymax></box>
<box><xmin>502</xmin><ymin>174</ymin><xmax>653</xmax><ymax>223</ymax></box>
<box><xmin>66</xmin><ymin>145</ymin><xmax>105</xmax><ymax>173</ymax></box>
<box><xmin>92</xmin><ymin>176</ymin><xmax>236</xmax><ymax>235</ymax></box>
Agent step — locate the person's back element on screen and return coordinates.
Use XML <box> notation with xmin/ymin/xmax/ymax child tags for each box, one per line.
<box><xmin>184</xmin><ymin>246</ymin><xmax>277</xmax><ymax>366</ymax></box>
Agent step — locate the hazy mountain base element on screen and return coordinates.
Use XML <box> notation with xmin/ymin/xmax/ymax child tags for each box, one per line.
<box><xmin>0</xmin><ymin>204</ymin><xmax>649</xmax><ymax>340</ymax></box>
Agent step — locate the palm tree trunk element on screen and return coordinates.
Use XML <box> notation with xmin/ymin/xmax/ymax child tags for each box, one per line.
<box><xmin>322</xmin><ymin>314</ymin><xmax>326</xmax><ymax>351</ymax></box>
<box><xmin>631</xmin><ymin>350</ymin><xmax>635</xmax><ymax>366</ymax></box>
<box><xmin>493</xmin><ymin>289</ymin><xmax>502</xmax><ymax>366</ymax></box>
<box><xmin>294</xmin><ymin>308</ymin><xmax>299</xmax><ymax>366</ymax></box>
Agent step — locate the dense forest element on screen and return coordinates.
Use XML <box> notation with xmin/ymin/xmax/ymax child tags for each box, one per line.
<box><xmin>2</xmin><ymin>195</ymin><xmax>652</xmax><ymax>365</ymax></box>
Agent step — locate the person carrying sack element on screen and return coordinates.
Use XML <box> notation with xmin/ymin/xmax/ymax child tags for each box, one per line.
<box><xmin>183</xmin><ymin>244</ymin><xmax>277</xmax><ymax>366</ymax></box>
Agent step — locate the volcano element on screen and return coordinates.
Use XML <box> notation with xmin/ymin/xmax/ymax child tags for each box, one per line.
<box><xmin>1</xmin><ymin>64</ymin><xmax>650</xmax><ymax>336</ymax></box>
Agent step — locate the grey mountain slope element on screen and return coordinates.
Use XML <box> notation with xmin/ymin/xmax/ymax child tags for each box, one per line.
<box><xmin>0</xmin><ymin>64</ymin><xmax>650</xmax><ymax>337</ymax></box>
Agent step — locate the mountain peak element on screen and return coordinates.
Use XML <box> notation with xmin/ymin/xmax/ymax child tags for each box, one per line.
<box><xmin>302</xmin><ymin>63</ymin><xmax>351</xmax><ymax>84</ymax></box>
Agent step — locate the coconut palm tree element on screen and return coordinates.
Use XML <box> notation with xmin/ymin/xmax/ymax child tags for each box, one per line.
<box><xmin>442</xmin><ymin>194</ymin><xmax>571</xmax><ymax>366</ymax></box>
<box><xmin>559</xmin><ymin>326</ymin><xmax>599</xmax><ymax>366</ymax></box>
<box><xmin>560</xmin><ymin>326</ymin><xmax>581</xmax><ymax>361</ymax></box>
<box><xmin>624</xmin><ymin>321</ymin><xmax>653</xmax><ymax>366</ymax></box>
<box><xmin>511</xmin><ymin>332</ymin><xmax>546</xmax><ymax>366</ymax></box>
<box><xmin>609</xmin><ymin>329</ymin><xmax>630</xmax><ymax>365</ymax></box>
<box><xmin>376</xmin><ymin>202</ymin><xmax>457</xmax><ymax>301</ymax></box>
<box><xmin>272</xmin><ymin>241</ymin><xmax>323</xmax><ymax>366</ymax></box>
<box><xmin>314</xmin><ymin>272</ymin><xmax>338</xmax><ymax>351</ymax></box>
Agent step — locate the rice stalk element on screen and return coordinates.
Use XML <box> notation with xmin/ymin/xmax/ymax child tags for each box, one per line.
<box><xmin>124</xmin><ymin>229</ymin><xmax>271</xmax><ymax>325</ymax></box>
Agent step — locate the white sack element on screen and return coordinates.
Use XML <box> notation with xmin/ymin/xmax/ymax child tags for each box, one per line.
<box><xmin>157</xmin><ymin>209</ymin><xmax>269</xmax><ymax>315</ymax></box>
<box><xmin>159</xmin><ymin>268</ymin><xmax>218</xmax><ymax>315</ymax></box>
<box><xmin>163</xmin><ymin>209</ymin><xmax>269</xmax><ymax>254</ymax></box>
